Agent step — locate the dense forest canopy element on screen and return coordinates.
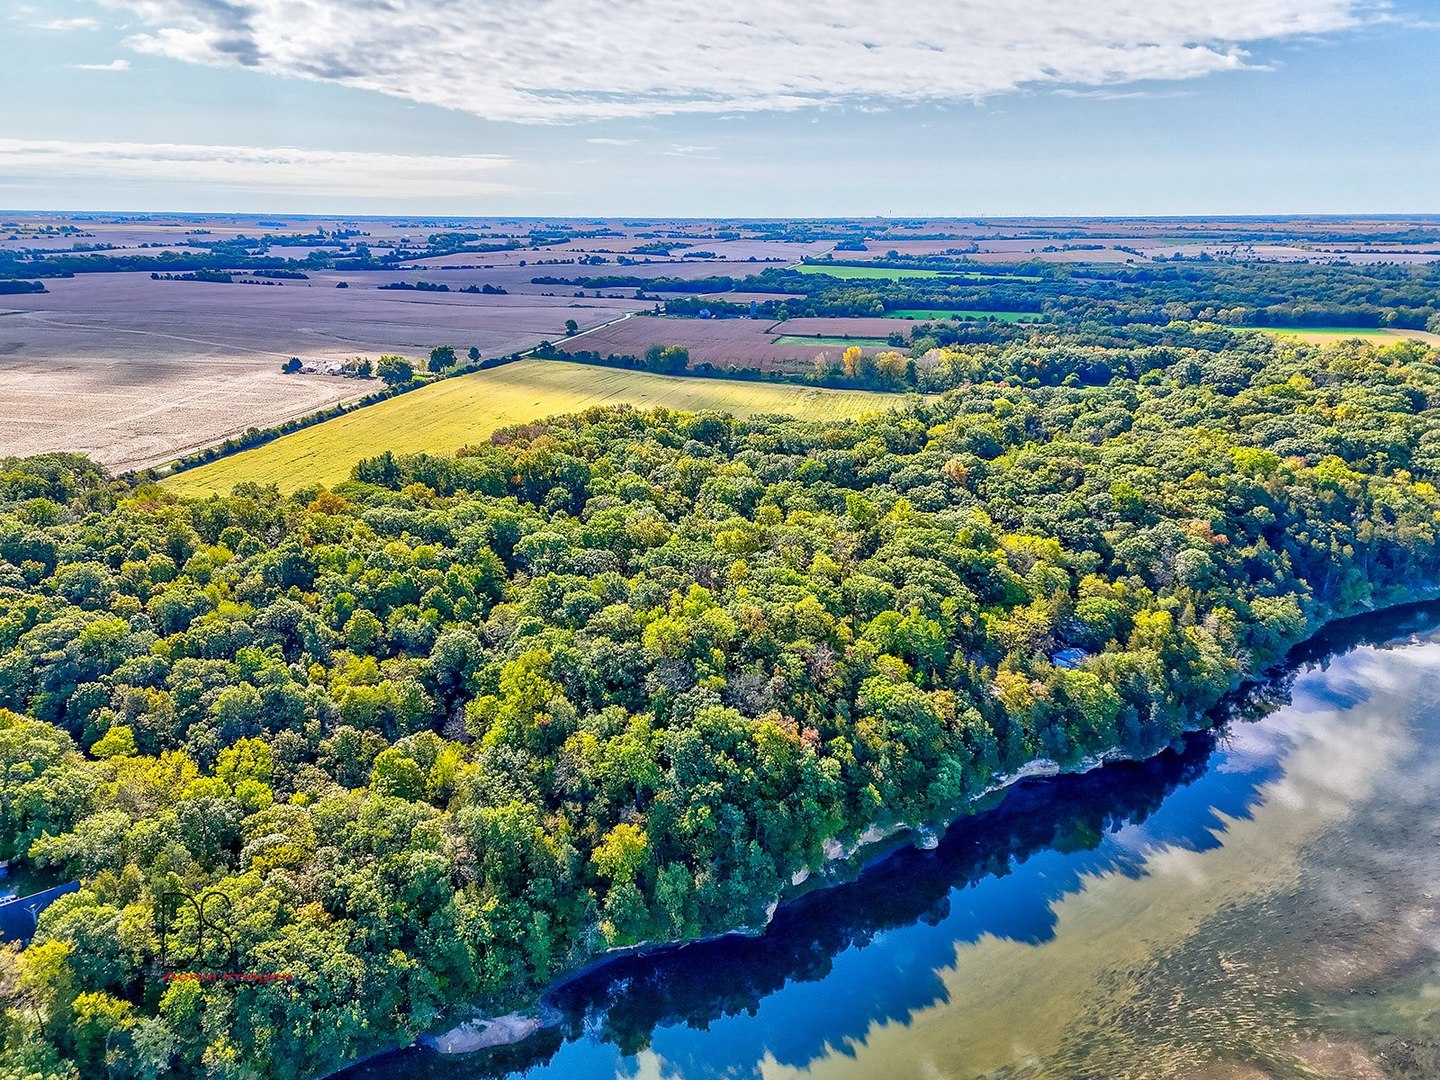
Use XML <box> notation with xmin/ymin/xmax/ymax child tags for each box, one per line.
<box><xmin>1</xmin><ymin>335</ymin><xmax>1439</xmax><ymax>1077</ymax></box>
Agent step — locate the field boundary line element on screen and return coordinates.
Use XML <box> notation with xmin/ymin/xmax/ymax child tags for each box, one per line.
<box><xmin>151</xmin><ymin>307</ymin><xmax>642</xmax><ymax>481</ymax></box>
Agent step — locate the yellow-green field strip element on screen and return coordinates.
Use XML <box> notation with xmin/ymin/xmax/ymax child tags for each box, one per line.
<box><xmin>164</xmin><ymin>360</ymin><xmax>903</xmax><ymax>496</ymax></box>
<box><xmin>1239</xmin><ymin>325</ymin><xmax>1440</xmax><ymax>345</ymax></box>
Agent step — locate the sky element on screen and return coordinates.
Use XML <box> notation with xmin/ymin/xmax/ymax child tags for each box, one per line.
<box><xmin>2</xmin><ymin>0</ymin><xmax>1438</xmax><ymax>217</ymax></box>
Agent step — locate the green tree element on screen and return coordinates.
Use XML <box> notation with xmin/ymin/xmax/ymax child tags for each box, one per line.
<box><xmin>642</xmin><ymin>344</ymin><xmax>689</xmax><ymax>374</ymax></box>
<box><xmin>376</xmin><ymin>355</ymin><xmax>414</xmax><ymax>386</ymax></box>
<box><xmin>370</xmin><ymin>747</ymin><xmax>428</xmax><ymax>800</ymax></box>
<box><xmin>428</xmin><ymin>345</ymin><xmax>457</xmax><ymax>373</ymax></box>
<box><xmin>592</xmin><ymin>821</ymin><xmax>648</xmax><ymax>884</ymax></box>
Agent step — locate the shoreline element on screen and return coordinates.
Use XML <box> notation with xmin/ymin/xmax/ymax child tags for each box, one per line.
<box><xmin>334</xmin><ymin>589</ymin><xmax>1440</xmax><ymax>1072</ymax></box>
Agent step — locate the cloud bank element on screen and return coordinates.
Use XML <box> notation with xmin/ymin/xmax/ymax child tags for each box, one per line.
<box><xmin>0</xmin><ymin>139</ymin><xmax>516</xmax><ymax>198</ymax></box>
<box><xmin>96</xmin><ymin>0</ymin><xmax>1383</xmax><ymax>123</ymax></box>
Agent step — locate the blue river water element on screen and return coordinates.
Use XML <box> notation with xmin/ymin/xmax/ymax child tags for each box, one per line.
<box><xmin>344</xmin><ymin>601</ymin><xmax>1440</xmax><ymax>1080</ymax></box>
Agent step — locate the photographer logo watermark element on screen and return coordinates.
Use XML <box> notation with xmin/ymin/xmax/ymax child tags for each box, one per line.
<box><xmin>156</xmin><ymin>887</ymin><xmax>292</xmax><ymax>984</ymax></box>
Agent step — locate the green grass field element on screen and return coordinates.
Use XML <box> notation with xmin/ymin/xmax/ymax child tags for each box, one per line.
<box><xmin>773</xmin><ymin>335</ymin><xmax>893</xmax><ymax>348</ymax></box>
<box><xmin>792</xmin><ymin>264</ymin><xmax>941</xmax><ymax>280</ymax></box>
<box><xmin>792</xmin><ymin>264</ymin><xmax>1042</xmax><ymax>283</ymax></box>
<box><xmin>1239</xmin><ymin>326</ymin><xmax>1438</xmax><ymax>346</ymax></box>
<box><xmin>884</xmin><ymin>309</ymin><xmax>1044</xmax><ymax>322</ymax></box>
<box><xmin>164</xmin><ymin>360</ymin><xmax>902</xmax><ymax>496</ymax></box>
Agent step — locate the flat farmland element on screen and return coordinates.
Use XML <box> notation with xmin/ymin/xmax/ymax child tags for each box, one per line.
<box><xmin>557</xmin><ymin>315</ymin><xmax>838</xmax><ymax>370</ymax></box>
<box><xmin>773</xmin><ymin>317</ymin><xmax>904</xmax><ymax>338</ymax></box>
<box><xmin>0</xmin><ymin>273</ymin><xmax>646</xmax><ymax>470</ymax></box>
<box><xmin>0</xmin><ymin>344</ymin><xmax>362</xmax><ymax>474</ymax></box>
<box><xmin>164</xmin><ymin>359</ymin><xmax>901</xmax><ymax>495</ymax></box>
<box><xmin>774</xmin><ymin>335</ymin><xmax>890</xmax><ymax>348</ymax></box>
<box><xmin>380</xmin><ymin>259</ymin><xmax>760</xmax><ymax>295</ymax></box>
<box><xmin>792</xmin><ymin>264</ymin><xmax>945</xmax><ymax>281</ymax></box>
<box><xmin>662</xmin><ymin>239</ymin><xmax>832</xmax><ymax>261</ymax></box>
<box><xmin>11</xmin><ymin>214</ymin><xmax>1436</xmax><ymax>482</ymax></box>
<box><xmin>972</xmin><ymin>248</ymin><xmax>1139</xmax><ymax>264</ymax></box>
<box><xmin>843</xmin><ymin>240</ymin><xmax>967</xmax><ymax>258</ymax></box>
<box><xmin>792</xmin><ymin>264</ymin><xmax>1043</xmax><ymax>282</ymax></box>
<box><xmin>846</xmin><ymin>239</ymin><xmax>1137</xmax><ymax>264</ymax></box>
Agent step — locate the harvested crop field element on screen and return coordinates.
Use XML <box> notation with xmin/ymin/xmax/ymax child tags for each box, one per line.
<box><xmin>164</xmin><ymin>359</ymin><xmax>903</xmax><ymax>495</ymax></box>
<box><xmin>1</xmin><ymin>275</ymin><xmax>642</xmax><ymax>362</ymax></box>
<box><xmin>773</xmin><ymin>318</ymin><xmax>904</xmax><ymax>338</ymax></box>
<box><xmin>773</xmin><ymin>335</ymin><xmax>891</xmax><ymax>348</ymax></box>
<box><xmin>552</xmin><ymin>315</ymin><xmax>840</xmax><ymax>371</ymax></box>
<box><xmin>676</xmin><ymin>239</ymin><xmax>830</xmax><ymax>261</ymax></box>
<box><xmin>793</xmin><ymin>264</ymin><xmax>1043</xmax><ymax>283</ymax></box>
<box><xmin>387</xmin><ymin>259</ymin><xmax>751</xmax><ymax>294</ymax></box>
<box><xmin>0</xmin><ymin>348</ymin><xmax>362</xmax><ymax>474</ymax></box>
<box><xmin>0</xmin><ymin>275</ymin><xmax>646</xmax><ymax>469</ymax></box>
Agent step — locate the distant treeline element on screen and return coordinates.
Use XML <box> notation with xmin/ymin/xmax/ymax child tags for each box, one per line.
<box><xmin>379</xmin><ymin>281</ymin><xmax>508</xmax><ymax>294</ymax></box>
<box><xmin>0</xmin><ymin>234</ymin><xmax>524</xmax><ymax>281</ymax></box>
<box><xmin>537</xmin><ymin>341</ymin><xmax>920</xmax><ymax>392</ymax></box>
<box><xmin>4</xmin><ymin>252</ymin><xmax>298</xmax><ymax>280</ymax></box>
<box><xmin>540</xmin><ymin>319</ymin><xmax>1323</xmax><ymax>394</ymax></box>
<box><xmin>150</xmin><ymin>270</ymin><xmax>234</xmax><ymax>283</ymax></box>
<box><xmin>379</xmin><ymin>281</ymin><xmax>452</xmax><ymax>292</ymax></box>
<box><xmin>530</xmin><ymin>274</ymin><xmax>744</xmax><ymax>293</ymax></box>
<box><xmin>537</xmin><ymin>344</ymin><xmax>825</xmax><ymax>386</ymax></box>
<box><xmin>801</xmin><ymin>254</ymin><xmax>1060</xmax><ymax>278</ymax></box>
<box><xmin>0</xmin><ymin>280</ymin><xmax>45</xmax><ymax>295</ymax></box>
<box><xmin>713</xmin><ymin>264</ymin><xmax>1440</xmax><ymax>332</ymax></box>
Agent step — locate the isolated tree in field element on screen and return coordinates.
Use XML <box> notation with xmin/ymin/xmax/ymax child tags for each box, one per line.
<box><xmin>281</xmin><ymin>357</ymin><xmax>301</xmax><ymax>374</ymax></box>
<box><xmin>376</xmin><ymin>355</ymin><xmax>414</xmax><ymax>386</ymax></box>
<box><xmin>468</xmin><ymin>346</ymin><xmax>480</xmax><ymax>362</ymax></box>
<box><xmin>429</xmin><ymin>345</ymin><xmax>457</xmax><ymax>373</ymax></box>
<box><xmin>565</xmin><ymin>319</ymin><xmax>579</xmax><ymax>337</ymax></box>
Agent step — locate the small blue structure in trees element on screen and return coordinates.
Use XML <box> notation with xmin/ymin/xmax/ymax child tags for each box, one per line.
<box><xmin>0</xmin><ymin>882</ymin><xmax>81</xmax><ymax>943</ymax></box>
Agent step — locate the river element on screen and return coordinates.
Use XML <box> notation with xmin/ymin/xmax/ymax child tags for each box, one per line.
<box><xmin>343</xmin><ymin>601</ymin><xmax>1440</xmax><ymax>1080</ymax></box>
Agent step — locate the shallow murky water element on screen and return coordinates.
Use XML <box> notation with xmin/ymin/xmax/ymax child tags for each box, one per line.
<box><xmin>347</xmin><ymin>603</ymin><xmax>1440</xmax><ymax>1080</ymax></box>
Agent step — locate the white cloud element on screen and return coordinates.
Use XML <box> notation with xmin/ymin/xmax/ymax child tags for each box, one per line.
<box><xmin>586</xmin><ymin>138</ymin><xmax>638</xmax><ymax>146</ymax></box>
<box><xmin>0</xmin><ymin>139</ymin><xmax>517</xmax><ymax>199</ymax></box>
<box><xmin>1054</xmin><ymin>88</ymin><xmax>1197</xmax><ymax>101</ymax></box>
<box><xmin>71</xmin><ymin>59</ymin><xmax>131</xmax><ymax>71</ymax></box>
<box><xmin>94</xmin><ymin>0</ymin><xmax>1385</xmax><ymax>123</ymax></box>
<box><xmin>34</xmin><ymin>17</ymin><xmax>100</xmax><ymax>30</ymax></box>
